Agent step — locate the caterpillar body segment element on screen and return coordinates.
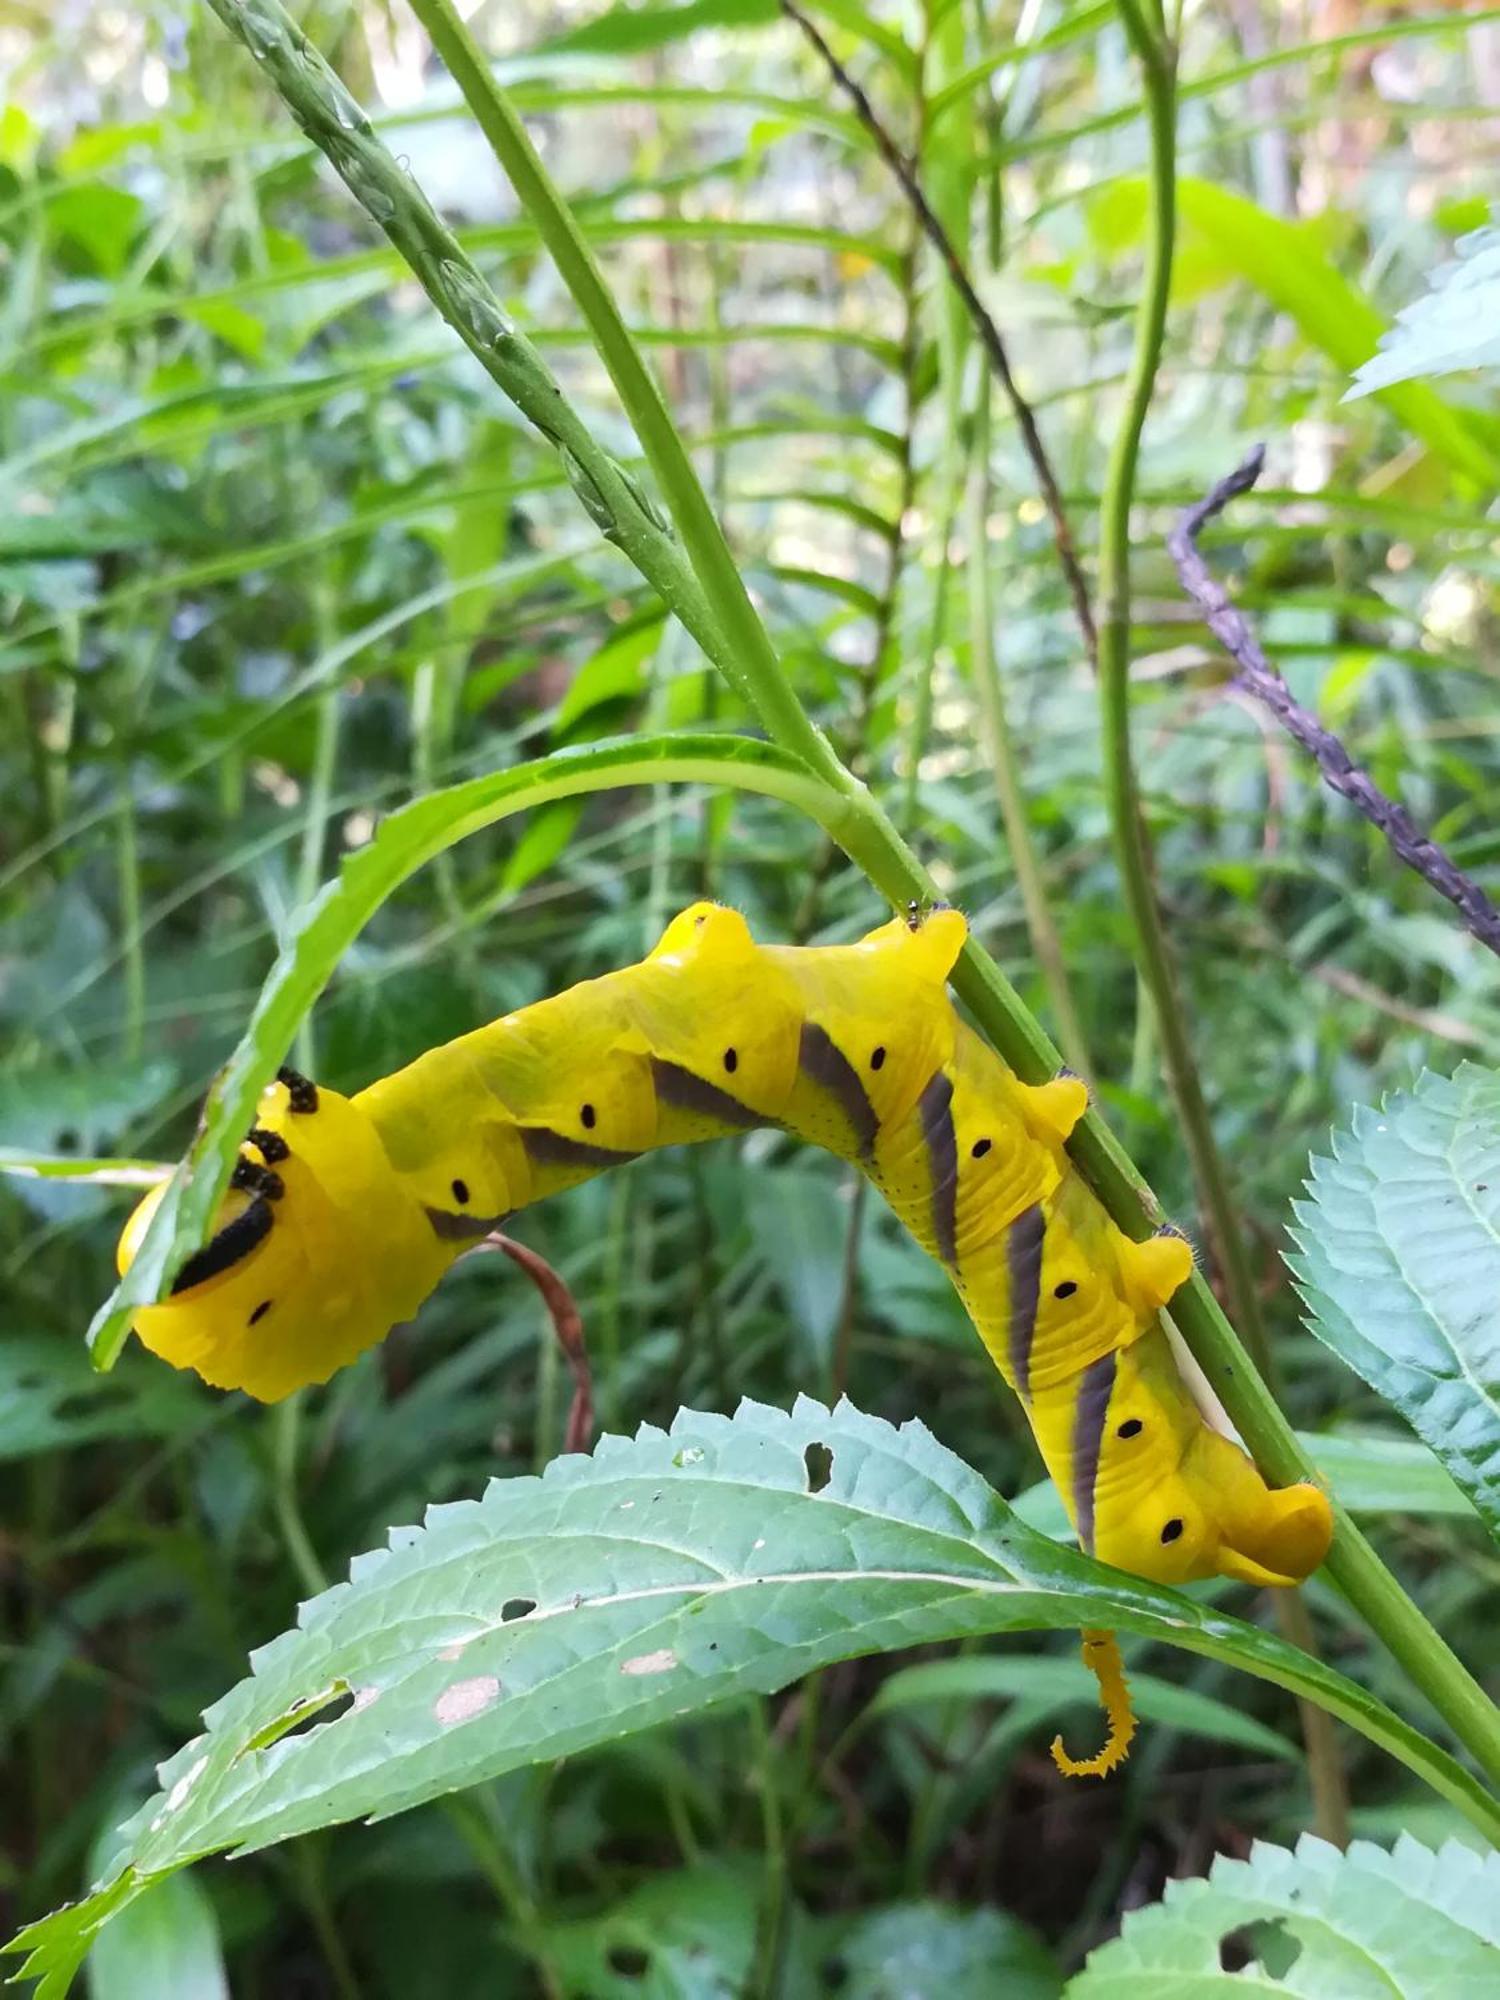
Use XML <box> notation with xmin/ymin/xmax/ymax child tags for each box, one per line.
<box><xmin>118</xmin><ymin>901</ymin><xmax>1333</xmax><ymax>1601</ymax></box>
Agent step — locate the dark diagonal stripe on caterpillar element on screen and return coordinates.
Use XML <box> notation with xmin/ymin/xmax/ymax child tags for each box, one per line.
<box><xmin>798</xmin><ymin>1021</ymin><xmax>879</xmax><ymax>1159</ymax></box>
<box><xmin>521</xmin><ymin>1127</ymin><xmax>640</xmax><ymax>1172</ymax></box>
<box><xmin>649</xmin><ymin>1056</ymin><xmax>761</xmax><ymax>1128</ymax></box>
<box><xmin>1071</xmin><ymin>1349</ymin><xmax>1118</xmax><ymax>1557</ymax></box>
<box><xmin>1006</xmin><ymin>1203</ymin><xmax>1045</xmax><ymax>1398</ymax></box>
<box><xmin>918</xmin><ymin>1071</ymin><xmax>959</xmax><ymax>1262</ymax></box>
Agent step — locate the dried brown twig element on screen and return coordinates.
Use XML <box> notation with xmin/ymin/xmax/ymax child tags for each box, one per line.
<box><xmin>472</xmin><ymin>1232</ymin><xmax>596</xmax><ymax>1453</ymax></box>
<box><xmin>1169</xmin><ymin>445</ymin><xmax>1500</xmax><ymax>963</ymax></box>
<box><xmin>780</xmin><ymin>0</ymin><xmax>1097</xmax><ymax>664</ymax></box>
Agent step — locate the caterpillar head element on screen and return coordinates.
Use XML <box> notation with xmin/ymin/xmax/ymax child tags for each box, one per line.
<box><xmin>117</xmin><ymin>1075</ymin><xmax>449</xmax><ymax>1402</ymax></box>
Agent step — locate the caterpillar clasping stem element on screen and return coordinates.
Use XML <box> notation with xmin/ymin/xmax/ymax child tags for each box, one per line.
<box><xmin>1050</xmin><ymin>1628</ymin><xmax>1136</xmax><ymax>1779</ymax></box>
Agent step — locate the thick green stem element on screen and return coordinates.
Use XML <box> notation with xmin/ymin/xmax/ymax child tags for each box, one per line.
<box><xmin>199</xmin><ymin>0</ymin><xmax>1500</xmax><ymax>1796</ymax></box>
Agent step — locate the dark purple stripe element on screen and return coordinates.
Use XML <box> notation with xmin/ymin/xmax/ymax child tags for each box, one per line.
<box><xmin>918</xmin><ymin>1071</ymin><xmax>959</xmax><ymax>1262</ymax></box>
<box><xmin>649</xmin><ymin>1056</ymin><xmax>761</xmax><ymax>1129</ymax></box>
<box><xmin>521</xmin><ymin>1127</ymin><xmax>638</xmax><ymax>1172</ymax></box>
<box><xmin>171</xmin><ymin>1196</ymin><xmax>274</xmax><ymax>1294</ymax></box>
<box><xmin>1006</xmin><ymin>1204</ymin><xmax>1046</xmax><ymax>1398</ymax></box>
<box><xmin>424</xmin><ymin>1206</ymin><xmax>511</xmax><ymax>1242</ymax></box>
<box><xmin>1071</xmin><ymin>1351</ymin><xmax>1118</xmax><ymax>1556</ymax></box>
<box><xmin>798</xmin><ymin>1022</ymin><xmax>879</xmax><ymax>1159</ymax></box>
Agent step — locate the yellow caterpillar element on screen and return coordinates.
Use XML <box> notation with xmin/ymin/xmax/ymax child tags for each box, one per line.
<box><xmin>118</xmin><ymin>902</ymin><xmax>1332</xmax><ymax>1774</ymax></box>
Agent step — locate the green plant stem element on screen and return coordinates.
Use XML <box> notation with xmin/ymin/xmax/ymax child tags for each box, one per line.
<box><xmin>1100</xmin><ymin>4</ymin><xmax>1265</xmax><ymax>1363</ymax></box>
<box><xmin>967</xmin><ymin>393</ymin><xmax>1090</xmax><ymax>1075</ymax></box>
<box><xmin>116</xmin><ymin>782</ymin><xmax>144</xmax><ymax>1066</ymax></box>
<box><xmin>270</xmin><ymin>1394</ymin><xmax>326</xmax><ymax>1600</ymax></box>
<box><xmin>1101</xmin><ymin>1</ymin><xmax>1349</xmax><ymax>1841</ymax></box>
<box><xmin>199</xmin><ymin>0</ymin><xmax>1500</xmax><ymax>1796</ymax></box>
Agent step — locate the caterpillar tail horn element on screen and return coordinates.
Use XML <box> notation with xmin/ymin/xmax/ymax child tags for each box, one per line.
<box><xmin>1050</xmin><ymin>1629</ymin><xmax>1136</xmax><ymax>1779</ymax></box>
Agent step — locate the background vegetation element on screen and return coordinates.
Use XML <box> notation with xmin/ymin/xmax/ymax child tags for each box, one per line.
<box><xmin>3</xmin><ymin>1</ymin><xmax>1500</xmax><ymax>1993</ymax></box>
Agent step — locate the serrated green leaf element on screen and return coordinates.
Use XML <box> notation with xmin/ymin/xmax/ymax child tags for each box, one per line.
<box><xmin>1068</xmin><ymin>1833</ymin><xmax>1500</xmax><ymax>1997</ymax></box>
<box><xmin>1348</xmin><ymin>226</ymin><xmax>1500</xmax><ymax>398</ymax></box>
<box><xmin>1288</xmin><ymin>1065</ymin><xmax>1500</xmax><ymax>1542</ymax></box>
<box><xmin>8</xmin><ymin>1397</ymin><xmax>1497</xmax><ymax>1989</ymax></box>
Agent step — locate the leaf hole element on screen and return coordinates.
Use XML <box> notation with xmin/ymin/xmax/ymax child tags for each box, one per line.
<box><xmin>500</xmin><ymin>1597</ymin><xmax>536</xmax><ymax>1622</ymax></box>
<box><xmin>1218</xmin><ymin>1920</ymin><xmax>1301</xmax><ymax>1978</ymax></box>
<box><xmin>607</xmin><ymin>1945</ymin><xmax>650</xmax><ymax>1978</ymax></box>
<box><xmin>804</xmin><ymin>1441</ymin><xmax>834</xmax><ymax>1493</ymax></box>
<box><xmin>236</xmin><ymin>1681</ymin><xmax>355</xmax><ymax>1759</ymax></box>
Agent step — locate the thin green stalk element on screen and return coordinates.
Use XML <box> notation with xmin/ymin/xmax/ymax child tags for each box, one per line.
<box><xmin>270</xmin><ymin>1394</ymin><xmax>326</xmax><ymax>1601</ymax></box>
<box><xmin>1095</xmin><ymin>5</ymin><xmax>1266</xmax><ymax>1350</ymax></box>
<box><xmin>967</xmin><ymin>394</ymin><xmax>1090</xmax><ymax>1076</ymax></box>
<box><xmin>205</xmin><ymin>0</ymin><xmax>1500</xmax><ymax>1794</ymax></box>
<box><xmin>1099</xmin><ymin>4</ymin><xmax>1348</xmax><ymax>1834</ymax></box>
<box><xmin>116</xmin><ymin>783</ymin><xmax>144</xmax><ymax>1066</ymax></box>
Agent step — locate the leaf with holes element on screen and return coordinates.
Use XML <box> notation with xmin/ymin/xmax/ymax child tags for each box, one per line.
<box><xmin>1289</xmin><ymin>1065</ymin><xmax>1500</xmax><ymax>1543</ymax></box>
<box><xmin>1068</xmin><ymin>1833</ymin><xmax>1500</xmax><ymax>1997</ymax></box>
<box><xmin>7</xmin><ymin>1397</ymin><xmax>1497</xmax><ymax>1995</ymax></box>
<box><xmin>546</xmin><ymin>1862</ymin><xmax>760</xmax><ymax>1998</ymax></box>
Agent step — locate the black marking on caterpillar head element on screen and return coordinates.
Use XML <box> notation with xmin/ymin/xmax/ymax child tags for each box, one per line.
<box><xmin>1072</xmin><ymin>1350</ymin><xmax>1118</xmax><ymax>1557</ymax></box>
<box><xmin>1053</xmin><ymin>1280</ymin><xmax>1078</xmax><ymax>1300</ymax></box>
<box><xmin>723</xmin><ymin>1047</ymin><xmax>737</xmax><ymax>1073</ymax></box>
<box><xmin>170</xmin><ymin>1196</ymin><xmax>274</xmax><ymax>1295</ymax></box>
<box><xmin>1160</xmin><ymin>1517</ymin><xmax>1184</xmax><ymax>1545</ymax></box>
<box><xmin>650</xmin><ymin>1056</ymin><xmax>760</xmax><ymax>1130</ymax></box>
<box><xmin>231</xmin><ymin>1159</ymin><xmax>284</xmax><ymax>1202</ymax></box>
<box><xmin>277</xmin><ymin>1065</ymin><xmax>319</xmax><ymax>1114</ymax></box>
<box><xmin>425</xmin><ymin>1205</ymin><xmax>511</xmax><ymax>1242</ymax></box>
<box><xmin>1117</xmin><ymin>1417</ymin><xmax>1143</xmax><ymax>1439</ymax></box>
<box><xmin>1005</xmin><ymin>1204</ymin><xmax>1045</xmax><ymax>1397</ymax></box>
<box><xmin>580</xmin><ymin>1103</ymin><xmax>597</xmax><ymax>1129</ymax></box>
<box><xmin>971</xmin><ymin>1136</ymin><xmax>991</xmax><ymax>1159</ymax></box>
<box><xmin>798</xmin><ymin>1023</ymin><xmax>879</xmax><ymax>1160</ymax></box>
<box><xmin>247</xmin><ymin>1127</ymin><xmax>289</xmax><ymax>1164</ymax></box>
<box><xmin>521</xmin><ymin>1127</ymin><xmax>640</xmax><ymax>1172</ymax></box>
<box><xmin>452</xmin><ymin>1178</ymin><xmax>469</xmax><ymax>1204</ymax></box>
<box><xmin>917</xmin><ymin>1071</ymin><xmax>958</xmax><ymax>1263</ymax></box>
<box><xmin>248</xmin><ymin>1300</ymin><xmax>273</xmax><ymax>1325</ymax></box>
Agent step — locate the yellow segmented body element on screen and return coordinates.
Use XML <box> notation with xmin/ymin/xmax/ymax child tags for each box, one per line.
<box><xmin>118</xmin><ymin>902</ymin><xmax>1331</xmax><ymax>1594</ymax></box>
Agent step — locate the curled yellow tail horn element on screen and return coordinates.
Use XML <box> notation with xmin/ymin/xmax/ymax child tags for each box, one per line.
<box><xmin>1050</xmin><ymin>1629</ymin><xmax>1136</xmax><ymax>1780</ymax></box>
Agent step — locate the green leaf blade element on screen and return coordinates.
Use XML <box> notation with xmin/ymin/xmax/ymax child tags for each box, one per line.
<box><xmin>10</xmin><ymin>1398</ymin><xmax>1498</xmax><ymax>1988</ymax></box>
<box><xmin>1289</xmin><ymin>1065</ymin><xmax>1500</xmax><ymax>1541</ymax></box>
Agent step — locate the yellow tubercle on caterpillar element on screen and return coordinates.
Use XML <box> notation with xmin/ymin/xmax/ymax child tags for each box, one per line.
<box><xmin>1051</xmin><ymin>1629</ymin><xmax>1137</xmax><ymax>1779</ymax></box>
